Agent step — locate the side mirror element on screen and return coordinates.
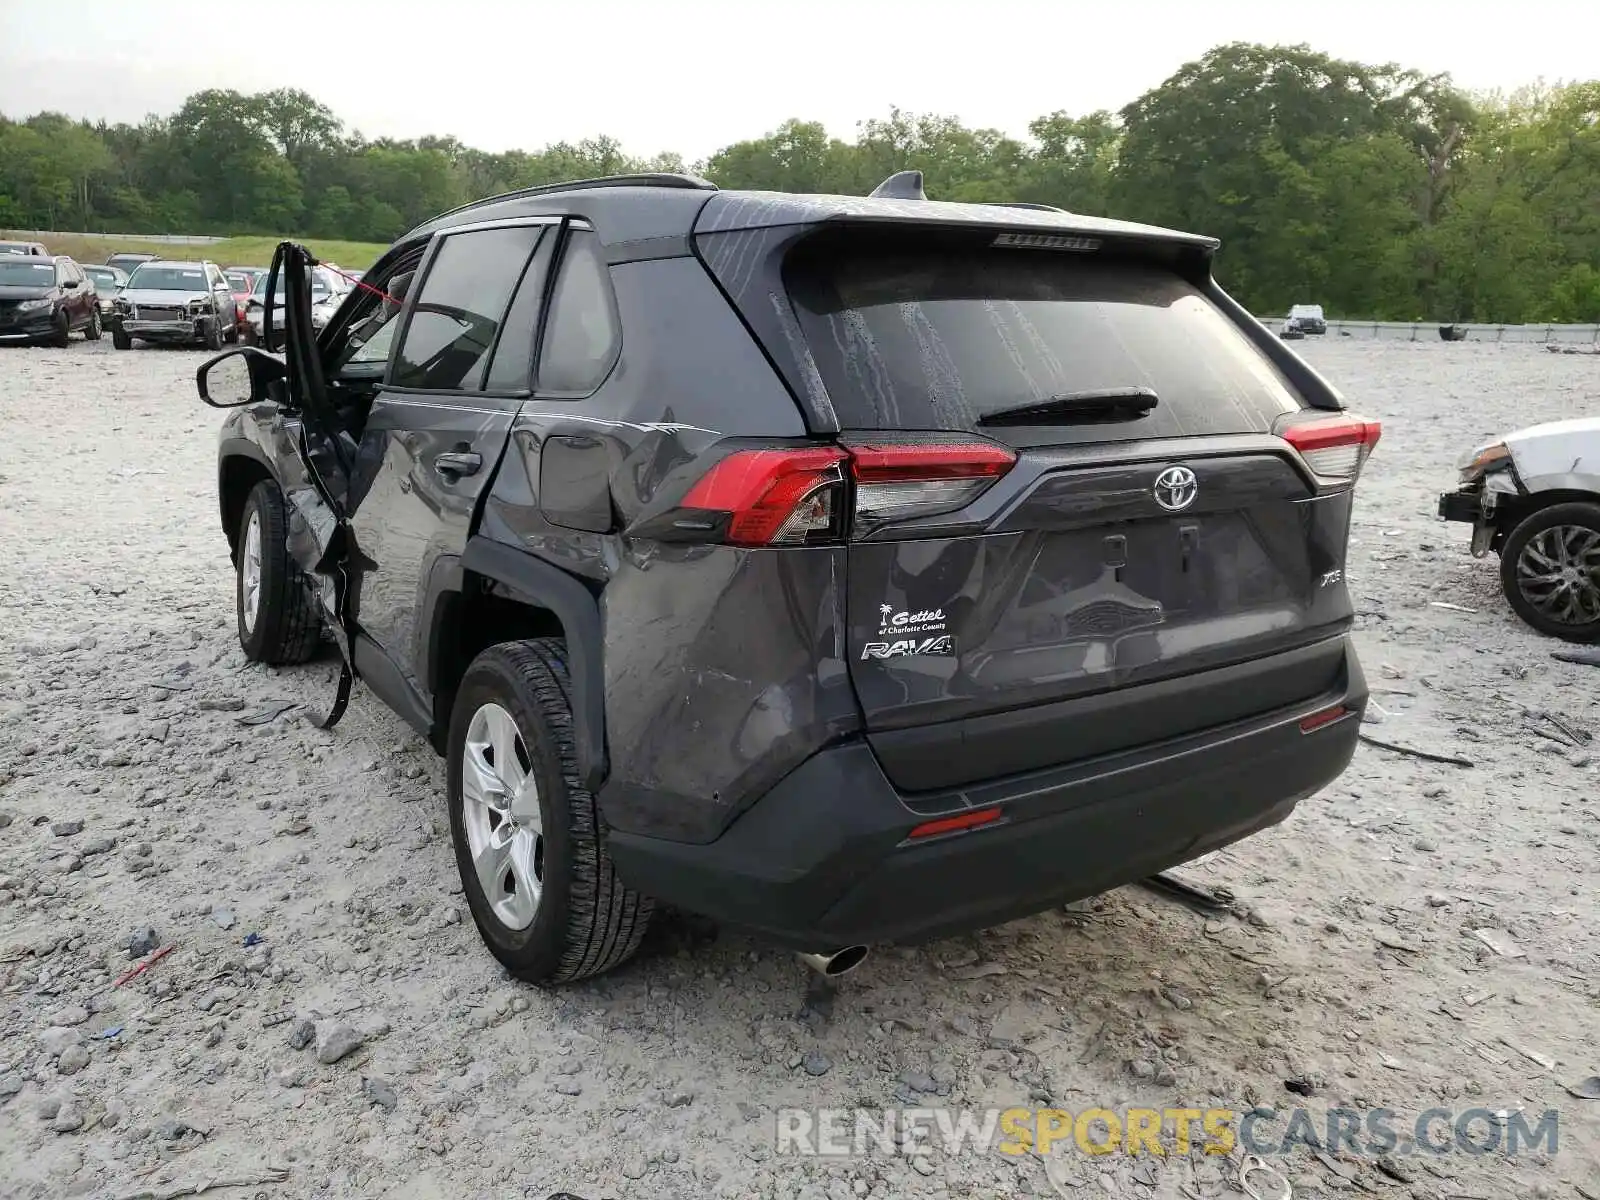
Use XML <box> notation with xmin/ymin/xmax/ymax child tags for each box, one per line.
<box><xmin>62</xmin><ymin>279</ymin><xmax>80</xmax><ymax>289</ymax></box>
<box><xmin>195</xmin><ymin>346</ymin><xmax>286</xmax><ymax>409</ymax></box>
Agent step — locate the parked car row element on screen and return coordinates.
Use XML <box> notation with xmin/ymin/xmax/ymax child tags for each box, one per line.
<box><xmin>1</xmin><ymin>239</ymin><xmax>365</xmax><ymax>350</ymax></box>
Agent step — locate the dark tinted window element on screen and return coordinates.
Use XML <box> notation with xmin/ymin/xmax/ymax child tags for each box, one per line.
<box><xmin>786</xmin><ymin>244</ymin><xmax>1302</xmax><ymax>439</ymax></box>
<box><xmin>483</xmin><ymin>231</ymin><xmax>554</xmax><ymax>391</ymax></box>
<box><xmin>393</xmin><ymin>225</ymin><xmax>542</xmax><ymax>392</ymax></box>
<box><xmin>536</xmin><ymin>230</ymin><xmax>620</xmax><ymax>395</ymax></box>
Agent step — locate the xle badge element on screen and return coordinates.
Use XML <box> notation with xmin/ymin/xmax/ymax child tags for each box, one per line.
<box><xmin>861</xmin><ymin>636</ymin><xmax>956</xmax><ymax>661</ymax></box>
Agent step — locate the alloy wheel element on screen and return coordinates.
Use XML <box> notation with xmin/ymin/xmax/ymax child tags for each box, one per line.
<box><xmin>240</xmin><ymin>510</ymin><xmax>262</xmax><ymax>634</ymax></box>
<box><xmin>1516</xmin><ymin>524</ymin><xmax>1600</xmax><ymax>626</ymax></box>
<box><xmin>461</xmin><ymin>702</ymin><xmax>544</xmax><ymax>931</ymax></box>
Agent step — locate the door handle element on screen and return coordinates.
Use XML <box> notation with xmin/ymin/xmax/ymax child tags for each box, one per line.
<box><xmin>434</xmin><ymin>451</ymin><xmax>482</xmax><ymax>479</ymax></box>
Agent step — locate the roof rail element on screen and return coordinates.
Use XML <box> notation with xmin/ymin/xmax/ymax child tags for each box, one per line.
<box><xmin>420</xmin><ymin>172</ymin><xmax>719</xmax><ymax>228</ymax></box>
<box><xmin>993</xmin><ymin>201</ymin><xmax>1069</xmax><ymax>213</ymax></box>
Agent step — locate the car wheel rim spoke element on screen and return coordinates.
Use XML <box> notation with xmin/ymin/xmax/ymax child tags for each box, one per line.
<box><xmin>462</xmin><ymin>702</ymin><xmax>542</xmax><ymax>931</ymax></box>
<box><xmin>1519</xmin><ymin>524</ymin><xmax>1600</xmax><ymax>624</ymax></box>
<box><xmin>241</xmin><ymin>513</ymin><xmax>262</xmax><ymax>634</ymax></box>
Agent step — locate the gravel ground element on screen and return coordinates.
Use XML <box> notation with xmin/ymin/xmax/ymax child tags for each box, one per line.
<box><xmin>1</xmin><ymin>339</ymin><xmax>1597</xmax><ymax>1200</ymax></box>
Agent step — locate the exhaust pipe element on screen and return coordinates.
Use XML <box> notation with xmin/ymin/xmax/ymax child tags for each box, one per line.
<box><xmin>796</xmin><ymin>946</ymin><xmax>870</xmax><ymax>978</ymax></box>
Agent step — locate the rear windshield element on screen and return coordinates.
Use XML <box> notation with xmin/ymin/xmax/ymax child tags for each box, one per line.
<box><xmin>785</xmin><ymin>244</ymin><xmax>1302</xmax><ymax>438</ymax></box>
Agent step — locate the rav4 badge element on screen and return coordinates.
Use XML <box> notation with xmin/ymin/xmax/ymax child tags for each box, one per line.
<box><xmin>861</xmin><ymin>636</ymin><xmax>956</xmax><ymax>660</ymax></box>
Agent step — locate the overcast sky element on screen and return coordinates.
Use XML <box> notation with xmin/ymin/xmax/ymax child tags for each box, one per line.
<box><xmin>2</xmin><ymin>1</ymin><xmax>1596</xmax><ymax>162</ymax></box>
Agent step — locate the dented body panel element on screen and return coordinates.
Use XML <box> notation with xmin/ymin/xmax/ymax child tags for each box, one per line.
<box><xmin>1504</xmin><ymin>417</ymin><xmax>1600</xmax><ymax>495</ymax></box>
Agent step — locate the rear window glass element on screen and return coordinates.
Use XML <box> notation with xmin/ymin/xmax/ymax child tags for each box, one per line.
<box><xmin>536</xmin><ymin>229</ymin><xmax>620</xmax><ymax>396</ymax></box>
<box><xmin>785</xmin><ymin>245</ymin><xmax>1302</xmax><ymax>437</ymax></box>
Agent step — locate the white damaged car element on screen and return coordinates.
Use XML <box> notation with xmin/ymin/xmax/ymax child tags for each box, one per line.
<box><xmin>1438</xmin><ymin>418</ymin><xmax>1600</xmax><ymax>641</ymax></box>
<box><xmin>240</xmin><ymin>265</ymin><xmax>342</xmax><ymax>350</ymax></box>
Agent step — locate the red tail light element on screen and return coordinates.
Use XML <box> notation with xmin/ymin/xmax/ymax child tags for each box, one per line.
<box><xmin>846</xmin><ymin>439</ymin><xmax>1017</xmax><ymax>524</ymax></box>
<box><xmin>1280</xmin><ymin>414</ymin><xmax>1382</xmax><ymax>482</ymax></box>
<box><xmin>678</xmin><ymin>447</ymin><xmax>847</xmax><ymax>546</ymax></box>
<box><xmin>659</xmin><ymin>439</ymin><xmax>1016</xmax><ymax>547</ymax></box>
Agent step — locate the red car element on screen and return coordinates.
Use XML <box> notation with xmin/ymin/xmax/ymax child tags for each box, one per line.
<box><xmin>224</xmin><ymin>268</ymin><xmax>264</xmax><ymax>331</ymax></box>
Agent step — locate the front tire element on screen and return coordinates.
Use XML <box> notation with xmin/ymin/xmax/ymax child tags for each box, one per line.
<box><xmin>84</xmin><ymin>309</ymin><xmax>102</xmax><ymax>341</ymax></box>
<box><xmin>51</xmin><ymin>311</ymin><xmax>71</xmax><ymax>348</ymax></box>
<box><xmin>447</xmin><ymin>640</ymin><xmax>653</xmax><ymax>985</ymax></box>
<box><xmin>235</xmin><ymin>479</ymin><xmax>322</xmax><ymax>664</ymax></box>
<box><xmin>1499</xmin><ymin>502</ymin><xmax>1600</xmax><ymax>642</ymax></box>
<box><xmin>112</xmin><ymin>329</ymin><xmax>132</xmax><ymax>350</ymax></box>
<box><xmin>204</xmin><ymin>318</ymin><xmax>224</xmax><ymax>351</ymax></box>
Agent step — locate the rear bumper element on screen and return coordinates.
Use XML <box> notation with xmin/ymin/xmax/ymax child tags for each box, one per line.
<box><xmin>608</xmin><ymin>637</ymin><xmax>1366</xmax><ymax>949</ymax></box>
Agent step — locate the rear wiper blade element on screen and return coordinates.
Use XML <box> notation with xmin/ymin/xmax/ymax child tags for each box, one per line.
<box><xmin>977</xmin><ymin>387</ymin><xmax>1159</xmax><ymax>426</ymax></box>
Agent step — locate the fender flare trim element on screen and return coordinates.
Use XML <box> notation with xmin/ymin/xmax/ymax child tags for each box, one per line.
<box><xmin>459</xmin><ymin>536</ymin><xmax>607</xmax><ymax>791</ymax></box>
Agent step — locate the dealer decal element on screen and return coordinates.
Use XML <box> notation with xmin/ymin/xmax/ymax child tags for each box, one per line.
<box><xmin>877</xmin><ymin>604</ymin><xmax>947</xmax><ymax>635</ymax></box>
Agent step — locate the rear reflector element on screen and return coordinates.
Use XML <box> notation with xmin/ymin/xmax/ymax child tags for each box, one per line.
<box><xmin>908</xmin><ymin>806</ymin><xmax>1003</xmax><ymax>840</ymax></box>
<box><xmin>1298</xmin><ymin>705</ymin><xmax>1351</xmax><ymax>733</ymax></box>
<box><xmin>679</xmin><ymin>447</ymin><xmax>847</xmax><ymax>546</ymax></box>
<box><xmin>1280</xmin><ymin>415</ymin><xmax>1382</xmax><ymax>481</ymax></box>
<box><xmin>846</xmin><ymin>440</ymin><xmax>1017</xmax><ymax>525</ymax></box>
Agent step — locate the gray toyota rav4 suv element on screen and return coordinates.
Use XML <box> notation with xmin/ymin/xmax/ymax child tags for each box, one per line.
<box><xmin>199</xmin><ymin>171</ymin><xmax>1377</xmax><ymax>985</ymax></box>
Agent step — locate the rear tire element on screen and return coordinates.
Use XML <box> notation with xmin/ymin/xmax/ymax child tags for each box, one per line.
<box><xmin>447</xmin><ymin>640</ymin><xmax>654</xmax><ymax>985</ymax></box>
<box><xmin>1498</xmin><ymin>502</ymin><xmax>1600</xmax><ymax>643</ymax></box>
<box><xmin>112</xmin><ymin>329</ymin><xmax>132</xmax><ymax>350</ymax></box>
<box><xmin>235</xmin><ymin>479</ymin><xmax>322</xmax><ymax>664</ymax></box>
<box><xmin>84</xmin><ymin>309</ymin><xmax>102</xmax><ymax>341</ymax></box>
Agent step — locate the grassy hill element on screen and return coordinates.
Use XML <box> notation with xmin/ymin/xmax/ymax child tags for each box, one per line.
<box><xmin>6</xmin><ymin>233</ymin><xmax>389</xmax><ymax>270</ymax></box>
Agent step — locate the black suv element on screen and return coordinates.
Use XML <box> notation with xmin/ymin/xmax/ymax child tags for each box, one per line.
<box><xmin>198</xmin><ymin>171</ymin><xmax>1377</xmax><ymax>985</ymax></box>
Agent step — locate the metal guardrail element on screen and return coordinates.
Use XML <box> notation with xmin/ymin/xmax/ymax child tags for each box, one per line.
<box><xmin>2</xmin><ymin>229</ymin><xmax>227</xmax><ymax>245</ymax></box>
<box><xmin>1279</xmin><ymin>320</ymin><xmax>1600</xmax><ymax>344</ymax></box>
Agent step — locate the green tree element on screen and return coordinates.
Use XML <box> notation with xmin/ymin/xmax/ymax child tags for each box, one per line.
<box><xmin>0</xmin><ymin>53</ymin><xmax>1595</xmax><ymax>325</ymax></box>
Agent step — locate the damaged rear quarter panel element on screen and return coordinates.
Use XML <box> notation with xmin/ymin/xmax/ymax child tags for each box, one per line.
<box><xmin>598</xmin><ymin>542</ymin><xmax>860</xmax><ymax>843</ymax></box>
<box><xmin>475</xmin><ymin>253</ymin><xmax>860</xmax><ymax>842</ymax></box>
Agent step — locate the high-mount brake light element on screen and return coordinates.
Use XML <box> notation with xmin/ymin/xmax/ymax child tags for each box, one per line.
<box><xmin>678</xmin><ymin>447</ymin><xmax>847</xmax><ymax>547</ymax></box>
<box><xmin>847</xmin><ymin>440</ymin><xmax>1017</xmax><ymax>525</ymax></box>
<box><xmin>1280</xmin><ymin>414</ymin><xmax>1382</xmax><ymax>482</ymax></box>
<box><xmin>991</xmin><ymin>232</ymin><xmax>1101</xmax><ymax>252</ymax></box>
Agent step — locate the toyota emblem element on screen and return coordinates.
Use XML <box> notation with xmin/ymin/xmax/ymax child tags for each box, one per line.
<box><xmin>1153</xmin><ymin>465</ymin><xmax>1198</xmax><ymax>512</ymax></box>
